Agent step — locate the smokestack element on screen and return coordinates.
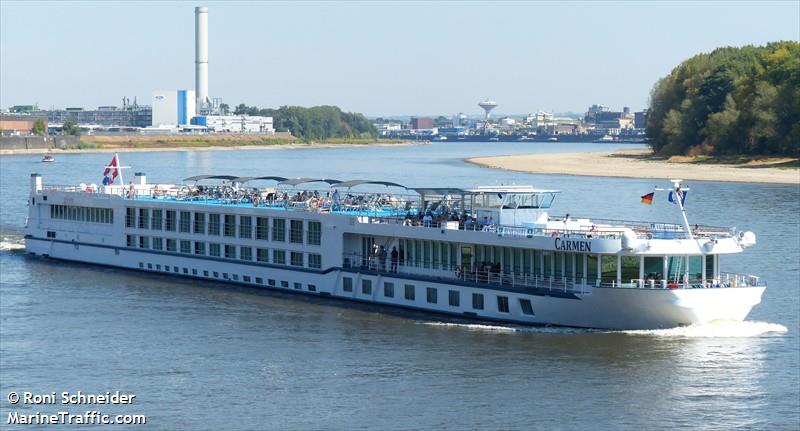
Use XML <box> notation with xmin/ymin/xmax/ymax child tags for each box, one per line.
<box><xmin>195</xmin><ymin>6</ymin><xmax>209</xmax><ymax>110</ymax></box>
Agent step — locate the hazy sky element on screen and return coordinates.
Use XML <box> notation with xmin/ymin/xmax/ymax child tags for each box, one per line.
<box><xmin>1</xmin><ymin>1</ymin><xmax>798</xmax><ymax>117</ymax></box>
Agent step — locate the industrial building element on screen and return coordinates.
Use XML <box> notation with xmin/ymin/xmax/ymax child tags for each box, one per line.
<box><xmin>0</xmin><ymin>114</ymin><xmax>48</xmax><ymax>135</ymax></box>
<box><xmin>151</xmin><ymin>90</ymin><xmax>196</xmax><ymax>127</ymax></box>
<box><xmin>44</xmin><ymin>107</ymin><xmax>152</xmax><ymax>128</ymax></box>
<box><xmin>191</xmin><ymin>115</ymin><xmax>274</xmax><ymax>133</ymax></box>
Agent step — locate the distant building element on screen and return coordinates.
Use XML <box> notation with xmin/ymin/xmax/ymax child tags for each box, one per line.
<box><xmin>191</xmin><ymin>115</ymin><xmax>274</xmax><ymax>133</ymax></box>
<box><xmin>152</xmin><ymin>90</ymin><xmax>196</xmax><ymax>127</ymax></box>
<box><xmin>634</xmin><ymin>110</ymin><xmax>648</xmax><ymax>129</ymax></box>
<box><xmin>410</xmin><ymin>117</ymin><xmax>433</xmax><ymax>130</ymax></box>
<box><xmin>585</xmin><ymin>105</ymin><xmax>635</xmax><ymax>134</ymax></box>
<box><xmin>44</xmin><ymin>107</ymin><xmax>152</xmax><ymax>128</ymax></box>
<box><xmin>0</xmin><ymin>114</ymin><xmax>48</xmax><ymax>134</ymax></box>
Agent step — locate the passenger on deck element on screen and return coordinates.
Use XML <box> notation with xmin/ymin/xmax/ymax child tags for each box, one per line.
<box><xmin>423</xmin><ymin>213</ymin><xmax>433</xmax><ymax>227</ymax></box>
<box><xmin>390</xmin><ymin>247</ymin><xmax>398</xmax><ymax>272</ymax></box>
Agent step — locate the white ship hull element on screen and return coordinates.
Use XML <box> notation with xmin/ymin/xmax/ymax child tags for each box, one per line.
<box><xmin>25</xmin><ymin>236</ymin><xmax>764</xmax><ymax>330</ymax></box>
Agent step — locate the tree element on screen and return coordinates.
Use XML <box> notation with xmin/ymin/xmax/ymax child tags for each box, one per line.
<box><xmin>219</xmin><ymin>103</ymin><xmax>230</xmax><ymax>115</ymax></box>
<box><xmin>31</xmin><ymin>119</ymin><xmax>46</xmax><ymax>136</ymax></box>
<box><xmin>62</xmin><ymin>118</ymin><xmax>80</xmax><ymax>136</ymax></box>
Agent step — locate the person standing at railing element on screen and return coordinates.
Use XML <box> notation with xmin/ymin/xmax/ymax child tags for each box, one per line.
<box><xmin>379</xmin><ymin>245</ymin><xmax>387</xmax><ymax>272</ymax></box>
<box><xmin>390</xmin><ymin>247</ymin><xmax>398</xmax><ymax>273</ymax></box>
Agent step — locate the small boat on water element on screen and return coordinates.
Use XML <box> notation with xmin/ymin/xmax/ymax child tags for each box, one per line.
<box><xmin>42</xmin><ymin>154</ymin><xmax>55</xmax><ymax>163</ymax></box>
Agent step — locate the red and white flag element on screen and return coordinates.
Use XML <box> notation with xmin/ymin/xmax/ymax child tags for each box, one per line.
<box><xmin>102</xmin><ymin>154</ymin><xmax>120</xmax><ymax>185</ymax></box>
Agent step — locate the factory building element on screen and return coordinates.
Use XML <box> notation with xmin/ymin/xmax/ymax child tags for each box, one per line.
<box><xmin>151</xmin><ymin>90</ymin><xmax>196</xmax><ymax>127</ymax></box>
<box><xmin>44</xmin><ymin>107</ymin><xmax>152</xmax><ymax>128</ymax></box>
<box><xmin>191</xmin><ymin>115</ymin><xmax>274</xmax><ymax>133</ymax></box>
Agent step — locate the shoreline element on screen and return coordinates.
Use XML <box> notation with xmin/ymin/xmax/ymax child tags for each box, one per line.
<box><xmin>467</xmin><ymin>149</ymin><xmax>799</xmax><ymax>185</ymax></box>
<box><xmin>0</xmin><ymin>140</ymin><xmax>425</xmax><ymax>155</ymax></box>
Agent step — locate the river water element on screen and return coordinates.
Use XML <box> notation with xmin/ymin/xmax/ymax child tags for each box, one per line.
<box><xmin>1</xmin><ymin>142</ymin><xmax>797</xmax><ymax>430</ymax></box>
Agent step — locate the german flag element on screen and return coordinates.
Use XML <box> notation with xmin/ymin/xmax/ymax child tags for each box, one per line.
<box><xmin>641</xmin><ymin>192</ymin><xmax>654</xmax><ymax>205</ymax></box>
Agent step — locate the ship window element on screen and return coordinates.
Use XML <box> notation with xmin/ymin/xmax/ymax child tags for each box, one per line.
<box><xmin>601</xmin><ymin>255</ymin><xmax>617</xmax><ymax>284</ymax></box>
<box><xmin>290</xmin><ymin>220</ymin><xmax>304</xmax><ymax>244</ymax></box>
<box><xmin>232</xmin><ymin>274</ymin><xmax>238</xmax><ymax>281</ymax></box>
<box><xmin>126</xmin><ymin>235</ymin><xmax>136</xmax><ymax>247</ymax></box>
<box><xmin>223</xmin><ymin>273</ymin><xmax>229</xmax><ymax>279</ymax></box>
<box><xmin>209</xmin><ymin>243</ymin><xmax>220</xmax><ymax>257</ymax></box>
<box><xmin>165</xmin><ymin>210</ymin><xmax>176</xmax><ymax>231</ymax></box>
<box><xmin>192</xmin><ymin>269</ymin><xmax>198</xmax><ymax>275</ymax></box>
<box><xmin>47</xmin><ymin>231</ymin><xmax>56</xmax><ymax>238</ymax></box>
<box><xmin>362</xmin><ymin>279</ymin><xmax>372</xmax><ymax>295</ymax></box>
<box><xmin>224</xmin><ymin>245</ymin><xmax>236</xmax><ymax>259</ymax></box>
<box><xmin>180</xmin><ymin>240</ymin><xmax>191</xmax><ymax>254</ymax></box>
<box><xmin>308</xmin><ymin>253</ymin><xmax>321</xmax><ymax>269</ymax></box>
<box><xmin>519</xmin><ymin>299</ymin><xmax>534</xmax><ymax>315</ymax></box>
<box><xmin>497</xmin><ymin>296</ymin><xmax>509</xmax><ymax>313</ymax></box>
<box><xmin>138</xmin><ymin>208</ymin><xmax>149</xmax><ymax>229</ymax></box>
<box><xmin>179</xmin><ymin>211</ymin><xmax>191</xmax><ymax>233</ymax></box>
<box><xmin>239</xmin><ymin>216</ymin><xmax>252</xmax><ymax>239</ymax></box>
<box><xmin>203</xmin><ymin>270</ymin><xmax>209</xmax><ymax>277</ymax></box>
<box><xmin>343</xmin><ymin>277</ymin><xmax>353</xmax><ymax>292</ymax></box>
<box><xmin>448</xmin><ymin>290</ymin><xmax>460</xmax><ymax>307</ymax></box>
<box><xmin>256</xmin><ymin>217</ymin><xmax>269</xmax><ymax>240</ymax></box>
<box><xmin>223</xmin><ymin>215</ymin><xmax>236</xmax><ymax>237</ymax></box>
<box><xmin>146</xmin><ymin>263</ymin><xmax>152</xmax><ymax>269</ymax></box>
<box><xmin>164</xmin><ymin>265</ymin><xmax>170</xmax><ymax>272</ymax></box>
<box><xmin>307</xmin><ymin>221</ymin><xmax>321</xmax><ymax>245</ymax></box>
<box><xmin>405</xmin><ymin>284</ymin><xmax>415</xmax><ymax>300</ymax></box>
<box><xmin>281</xmin><ymin>281</ymin><xmax>289</xmax><ymax>288</ymax></box>
<box><xmin>384</xmin><ymin>282</ymin><xmax>395</xmax><ymax>298</ymax></box>
<box><xmin>272</xmin><ymin>218</ymin><xmax>286</xmax><ymax>242</ymax></box>
<box><xmin>194</xmin><ymin>242</ymin><xmax>206</xmax><ymax>255</ymax></box>
<box><xmin>151</xmin><ymin>209</ymin><xmax>163</xmax><ymax>230</ymax></box>
<box><xmin>472</xmin><ymin>293</ymin><xmax>484</xmax><ymax>310</ymax></box>
<box><xmin>255</xmin><ymin>277</ymin><xmax>263</xmax><ymax>284</ymax></box>
<box><xmin>152</xmin><ymin>237</ymin><xmax>163</xmax><ymax>251</ymax></box>
<box><xmin>213</xmin><ymin>271</ymin><xmax>219</xmax><ymax>278</ymax></box>
<box><xmin>139</xmin><ymin>262</ymin><xmax>144</xmax><ymax>269</ymax></box>
<box><xmin>273</xmin><ymin>250</ymin><xmax>286</xmax><ymax>265</ymax></box>
<box><xmin>290</xmin><ymin>252</ymin><xmax>304</xmax><ymax>267</ymax></box>
<box><xmin>208</xmin><ymin>214</ymin><xmax>221</xmax><ymax>235</ymax></box>
<box><xmin>308</xmin><ymin>284</ymin><xmax>316</xmax><ymax>292</ymax></box>
<box><xmin>156</xmin><ymin>264</ymin><xmax>161</xmax><ymax>270</ymax></box>
<box><xmin>426</xmin><ymin>287</ymin><xmax>437</xmax><ymax>304</ymax></box>
<box><xmin>183</xmin><ymin>268</ymin><xmax>189</xmax><ymax>274</ymax></box>
<box><xmin>174</xmin><ymin>267</ymin><xmax>179</xmax><ymax>273</ymax></box>
<box><xmin>126</xmin><ymin>207</ymin><xmax>135</xmax><ymax>228</ymax></box>
<box><xmin>294</xmin><ymin>282</ymin><xmax>302</xmax><ymax>290</ymax></box>
<box><xmin>256</xmin><ymin>248</ymin><xmax>269</xmax><ymax>263</ymax></box>
<box><xmin>268</xmin><ymin>279</ymin><xmax>276</xmax><ymax>286</ymax></box>
<box><xmin>138</xmin><ymin>236</ymin><xmax>149</xmax><ymax>249</ymax></box>
<box><xmin>620</xmin><ymin>256</ymin><xmax>640</xmax><ymax>284</ymax></box>
<box><xmin>194</xmin><ymin>212</ymin><xmax>206</xmax><ymax>234</ymax></box>
<box><xmin>240</xmin><ymin>247</ymin><xmax>252</xmax><ymax>261</ymax></box>
<box><xmin>706</xmin><ymin>256</ymin><xmax>714</xmax><ymax>279</ymax></box>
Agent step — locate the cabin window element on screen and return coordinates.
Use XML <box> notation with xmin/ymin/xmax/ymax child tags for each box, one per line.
<box><xmin>290</xmin><ymin>252</ymin><xmax>303</xmax><ymax>267</ymax></box>
<box><xmin>138</xmin><ymin>208</ymin><xmax>149</xmax><ymax>229</ymax></box>
<box><xmin>268</xmin><ymin>279</ymin><xmax>276</xmax><ymax>286</ymax></box>
<box><xmin>138</xmin><ymin>236</ymin><xmax>149</xmax><ymax>249</ymax></box>
<box><xmin>209</xmin><ymin>243</ymin><xmax>221</xmax><ymax>257</ymax></box>
<box><xmin>519</xmin><ymin>299</ymin><xmax>534</xmax><ymax>315</ymax></box>
<box><xmin>151</xmin><ymin>209</ymin><xmax>162</xmax><ymax>230</ymax></box>
<box><xmin>497</xmin><ymin>296</ymin><xmax>509</xmax><ymax>313</ymax></box>
<box><xmin>587</xmin><ymin>255</ymin><xmax>598</xmax><ymax>284</ymax></box>
<box><xmin>194</xmin><ymin>242</ymin><xmax>206</xmax><ymax>255</ymax></box>
<box><xmin>307</xmin><ymin>221</ymin><xmax>321</xmax><ymax>245</ymax></box>
<box><xmin>343</xmin><ymin>277</ymin><xmax>353</xmax><ymax>292</ymax></box>
<box><xmin>272</xmin><ymin>218</ymin><xmax>286</xmax><ymax>242</ymax></box>
<box><xmin>543</xmin><ymin>252</ymin><xmax>553</xmax><ymax>277</ymax></box>
<box><xmin>472</xmin><ymin>293</ymin><xmax>484</xmax><ymax>310</ymax></box>
<box><xmin>208</xmin><ymin>214</ymin><xmax>221</xmax><ymax>235</ymax></box>
<box><xmin>362</xmin><ymin>279</ymin><xmax>372</xmax><ymax>295</ymax></box>
<box><xmin>256</xmin><ymin>248</ymin><xmax>269</xmax><ymax>263</ymax></box>
<box><xmin>643</xmin><ymin>256</ymin><xmax>663</xmax><ymax>281</ymax></box>
<box><xmin>255</xmin><ymin>277</ymin><xmax>263</xmax><ymax>284</ymax></box>
<box><xmin>601</xmin><ymin>255</ymin><xmax>617</xmax><ymax>284</ymax></box>
<box><xmin>290</xmin><ymin>220</ymin><xmax>304</xmax><ymax>244</ymax></box>
<box><xmin>179</xmin><ymin>211</ymin><xmax>191</xmax><ymax>233</ymax></box>
<box><xmin>293</xmin><ymin>282</ymin><xmax>301</xmax><ymax>290</ymax></box>
<box><xmin>192</xmin><ymin>269</ymin><xmax>198</xmax><ymax>275</ymax></box>
<box><xmin>554</xmin><ymin>252</ymin><xmax>564</xmax><ymax>278</ymax></box>
<box><xmin>224</xmin><ymin>245</ymin><xmax>236</xmax><ymax>259</ymax></box>
<box><xmin>126</xmin><ymin>234</ymin><xmax>136</xmax><ymax>247</ymax></box>
<box><xmin>308</xmin><ymin>253</ymin><xmax>321</xmax><ymax>269</ymax></box>
<box><xmin>152</xmin><ymin>237</ymin><xmax>163</xmax><ymax>250</ymax></box>
<box><xmin>243</xmin><ymin>275</ymin><xmax>250</xmax><ymax>282</ymax></box>
<box><xmin>240</xmin><ymin>247</ymin><xmax>252</xmax><ymax>261</ymax></box>
<box><xmin>194</xmin><ymin>212</ymin><xmax>206</xmax><ymax>234</ymax></box>
<box><xmin>166</xmin><ymin>239</ymin><xmax>177</xmax><ymax>252</ymax></box>
<box><xmin>239</xmin><ymin>216</ymin><xmax>252</xmax><ymax>239</ymax></box>
<box><xmin>47</xmin><ymin>231</ymin><xmax>56</xmax><ymax>238</ymax></box>
<box><xmin>426</xmin><ymin>287</ymin><xmax>437</xmax><ymax>304</ymax></box>
<box><xmin>308</xmin><ymin>284</ymin><xmax>316</xmax><ymax>292</ymax></box>
<box><xmin>384</xmin><ymin>282</ymin><xmax>395</xmax><ymax>298</ymax></box>
<box><xmin>164</xmin><ymin>210</ymin><xmax>176</xmax><ymax>231</ymax></box>
<box><xmin>180</xmin><ymin>240</ymin><xmax>191</xmax><ymax>254</ymax></box>
<box><xmin>272</xmin><ymin>250</ymin><xmax>286</xmax><ymax>265</ymax></box>
<box><xmin>706</xmin><ymin>256</ymin><xmax>715</xmax><ymax>279</ymax></box>
<box><xmin>256</xmin><ymin>217</ymin><xmax>269</xmax><ymax>240</ymax></box>
<box><xmin>448</xmin><ymin>290</ymin><xmax>460</xmax><ymax>307</ymax></box>
<box><xmin>280</xmin><ymin>281</ymin><xmax>289</xmax><ymax>288</ymax></box>
<box><xmin>223</xmin><ymin>215</ymin><xmax>236</xmax><ymax>237</ymax></box>
<box><xmin>126</xmin><ymin>208</ymin><xmax>135</xmax><ymax>228</ymax></box>
<box><xmin>405</xmin><ymin>284</ymin><xmax>415</xmax><ymax>300</ymax></box>
<box><xmin>620</xmin><ymin>256</ymin><xmax>640</xmax><ymax>284</ymax></box>
<box><xmin>689</xmin><ymin>256</ymin><xmax>703</xmax><ymax>282</ymax></box>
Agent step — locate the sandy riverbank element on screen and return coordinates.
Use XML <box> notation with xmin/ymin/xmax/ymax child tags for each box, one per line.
<box><xmin>467</xmin><ymin>149</ymin><xmax>800</xmax><ymax>185</ymax></box>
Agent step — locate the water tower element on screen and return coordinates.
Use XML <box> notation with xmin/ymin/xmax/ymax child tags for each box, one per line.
<box><xmin>478</xmin><ymin>100</ymin><xmax>497</xmax><ymax>121</ymax></box>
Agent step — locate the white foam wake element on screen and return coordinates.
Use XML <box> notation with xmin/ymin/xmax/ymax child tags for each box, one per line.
<box><xmin>0</xmin><ymin>237</ymin><xmax>25</xmax><ymax>251</ymax></box>
<box><xmin>420</xmin><ymin>321</ymin><xmax>593</xmax><ymax>334</ymax></box>
<box><xmin>622</xmin><ymin>320</ymin><xmax>788</xmax><ymax>338</ymax></box>
<box><xmin>421</xmin><ymin>322</ymin><xmax>517</xmax><ymax>332</ymax></box>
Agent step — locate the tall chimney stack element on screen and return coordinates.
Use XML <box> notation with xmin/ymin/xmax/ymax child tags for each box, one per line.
<box><xmin>195</xmin><ymin>6</ymin><xmax>209</xmax><ymax>110</ymax></box>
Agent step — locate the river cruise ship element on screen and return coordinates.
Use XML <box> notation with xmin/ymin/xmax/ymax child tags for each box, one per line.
<box><xmin>24</xmin><ymin>167</ymin><xmax>766</xmax><ymax>329</ymax></box>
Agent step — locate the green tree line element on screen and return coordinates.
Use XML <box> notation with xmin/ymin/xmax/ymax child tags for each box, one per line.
<box><xmin>232</xmin><ymin>104</ymin><xmax>377</xmax><ymax>140</ymax></box>
<box><xmin>646</xmin><ymin>41</ymin><xmax>799</xmax><ymax>157</ymax></box>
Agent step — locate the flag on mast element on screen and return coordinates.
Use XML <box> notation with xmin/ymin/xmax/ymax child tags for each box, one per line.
<box><xmin>668</xmin><ymin>189</ymin><xmax>687</xmax><ymax>206</ymax></box>
<box><xmin>102</xmin><ymin>153</ymin><xmax>120</xmax><ymax>185</ymax></box>
<box><xmin>640</xmin><ymin>192</ymin><xmax>654</xmax><ymax>205</ymax></box>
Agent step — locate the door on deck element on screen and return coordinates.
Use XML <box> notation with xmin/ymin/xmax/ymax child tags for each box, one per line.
<box><xmin>460</xmin><ymin>246</ymin><xmax>473</xmax><ymax>276</ymax></box>
<box><xmin>361</xmin><ymin>237</ymin><xmax>375</xmax><ymax>269</ymax></box>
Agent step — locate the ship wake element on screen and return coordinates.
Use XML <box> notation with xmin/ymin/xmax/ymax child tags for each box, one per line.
<box><xmin>0</xmin><ymin>233</ymin><xmax>25</xmax><ymax>252</ymax></box>
<box><xmin>621</xmin><ymin>320</ymin><xmax>788</xmax><ymax>338</ymax></box>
